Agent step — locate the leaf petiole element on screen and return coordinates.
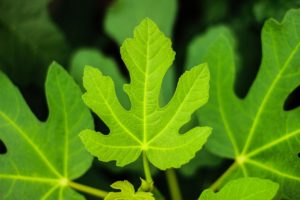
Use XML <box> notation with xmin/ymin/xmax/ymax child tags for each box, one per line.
<box><xmin>142</xmin><ymin>151</ymin><xmax>154</xmax><ymax>190</ymax></box>
<box><xmin>210</xmin><ymin>162</ymin><xmax>238</xmax><ymax>191</ymax></box>
<box><xmin>68</xmin><ymin>181</ymin><xmax>108</xmax><ymax>198</ymax></box>
<box><xmin>166</xmin><ymin>169</ymin><xmax>182</xmax><ymax>200</ymax></box>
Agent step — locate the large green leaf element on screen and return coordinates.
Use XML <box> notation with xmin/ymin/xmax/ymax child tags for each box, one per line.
<box><xmin>0</xmin><ymin>0</ymin><xmax>69</xmax><ymax>85</ymax></box>
<box><xmin>0</xmin><ymin>63</ymin><xmax>93</xmax><ymax>199</ymax></box>
<box><xmin>105</xmin><ymin>0</ymin><xmax>177</xmax><ymax>45</ymax></box>
<box><xmin>199</xmin><ymin>178</ymin><xmax>279</xmax><ymax>200</ymax></box>
<box><xmin>80</xmin><ymin>18</ymin><xmax>211</xmax><ymax>170</ymax></box>
<box><xmin>186</xmin><ymin>9</ymin><xmax>300</xmax><ymax>198</ymax></box>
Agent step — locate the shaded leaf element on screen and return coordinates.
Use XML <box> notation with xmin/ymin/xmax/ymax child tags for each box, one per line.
<box><xmin>0</xmin><ymin>63</ymin><xmax>93</xmax><ymax>199</ymax></box>
<box><xmin>186</xmin><ymin>9</ymin><xmax>300</xmax><ymax>198</ymax></box>
<box><xmin>0</xmin><ymin>0</ymin><xmax>69</xmax><ymax>85</ymax></box>
<box><xmin>105</xmin><ymin>0</ymin><xmax>177</xmax><ymax>45</ymax></box>
<box><xmin>254</xmin><ymin>0</ymin><xmax>300</xmax><ymax>22</ymax></box>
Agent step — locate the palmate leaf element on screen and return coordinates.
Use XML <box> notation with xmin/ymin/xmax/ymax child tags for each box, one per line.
<box><xmin>0</xmin><ymin>63</ymin><xmax>93</xmax><ymax>199</ymax></box>
<box><xmin>199</xmin><ymin>178</ymin><xmax>279</xmax><ymax>200</ymax></box>
<box><xmin>80</xmin><ymin>18</ymin><xmax>211</xmax><ymax>170</ymax></box>
<box><xmin>186</xmin><ymin>9</ymin><xmax>300</xmax><ymax>198</ymax></box>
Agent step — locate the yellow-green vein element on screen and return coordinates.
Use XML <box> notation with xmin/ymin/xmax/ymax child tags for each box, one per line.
<box><xmin>242</xmin><ymin>37</ymin><xmax>300</xmax><ymax>154</ymax></box>
<box><xmin>216</xmin><ymin>36</ymin><xmax>240</xmax><ymax>157</ymax></box>
<box><xmin>89</xmin><ymin>74</ymin><xmax>142</xmax><ymax>145</ymax></box>
<box><xmin>247</xmin><ymin>129</ymin><xmax>300</xmax><ymax>157</ymax></box>
<box><xmin>41</xmin><ymin>185</ymin><xmax>60</xmax><ymax>200</ymax></box>
<box><xmin>54</xmin><ymin>71</ymin><xmax>70</xmax><ymax>178</ymax></box>
<box><xmin>0</xmin><ymin>112</ymin><xmax>61</xmax><ymax>177</ymax></box>
<box><xmin>148</xmin><ymin>66</ymin><xmax>206</xmax><ymax>145</ymax></box>
<box><xmin>0</xmin><ymin>174</ymin><xmax>58</xmax><ymax>183</ymax></box>
<box><xmin>246</xmin><ymin>159</ymin><xmax>300</xmax><ymax>181</ymax></box>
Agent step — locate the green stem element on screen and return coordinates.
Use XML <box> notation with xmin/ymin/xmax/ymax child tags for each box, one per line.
<box><xmin>68</xmin><ymin>181</ymin><xmax>108</xmax><ymax>198</ymax></box>
<box><xmin>210</xmin><ymin>162</ymin><xmax>238</xmax><ymax>191</ymax></box>
<box><xmin>143</xmin><ymin>151</ymin><xmax>153</xmax><ymax>183</ymax></box>
<box><xmin>166</xmin><ymin>169</ymin><xmax>182</xmax><ymax>200</ymax></box>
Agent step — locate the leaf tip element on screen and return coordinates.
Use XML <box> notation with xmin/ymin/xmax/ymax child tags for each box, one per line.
<box><xmin>48</xmin><ymin>61</ymin><xmax>63</xmax><ymax>73</ymax></box>
<box><xmin>83</xmin><ymin>65</ymin><xmax>101</xmax><ymax>76</ymax></box>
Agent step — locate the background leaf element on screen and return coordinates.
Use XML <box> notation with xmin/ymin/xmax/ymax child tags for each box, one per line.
<box><xmin>105</xmin><ymin>0</ymin><xmax>177</xmax><ymax>45</ymax></box>
<box><xmin>254</xmin><ymin>0</ymin><xmax>300</xmax><ymax>22</ymax></box>
<box><xmin>0</xmin><ymin>0</ymin><xmax>69</xmax><ymax>85</ymax></box>
<box><xmin>186</xmin><ymin>9</ymin><xmax>300</xmax><ymax>199</ymax></box>
<box><xmin>0</xmin><ymin>63</ymin><xmax>93</xmax><ymax>199</ymax></box>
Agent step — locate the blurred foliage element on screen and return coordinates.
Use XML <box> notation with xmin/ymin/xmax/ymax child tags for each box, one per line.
<box><xmin>105</xmin><ymin>0</ymin><xmax>177</xmax><ymax>44</ymax></box>
<box><xmin>254</xmin><ymin>0</ymin><xmax>300</xmax><ymax>22</ymax></box>
<box><xmin>0</xmin><ymin>0</ymin><xmax>299</xmax><ymax>199</ymax></box>
<box><xmin>0</xmin><ymin>0</ymin><xmax>69</xmax><ymax>85</ymax></box>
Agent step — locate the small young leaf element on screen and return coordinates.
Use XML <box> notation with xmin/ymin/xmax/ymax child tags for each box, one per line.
<box><xmin>199</xmin><ymin>178</ymin><xmax>279</xmax><ymax>200</ymax></box>
<box><xmin>80</xmin><ymin>18</ymin><xmax>211</xmax><ymax>170</ymax></box>
<box><xmin>0</xmin><ymin>63</ymin><xmax>93</xmax><ymax>199</ymax></box>
<box><xmin>186</xmin><ymin>9</ymin><xmax>300</xmax><ymax>198</ymax></box>
<box><xmin>105</xmin><ymin>180</ymin><xmax>154</xmax><ymax>200</ymax></box>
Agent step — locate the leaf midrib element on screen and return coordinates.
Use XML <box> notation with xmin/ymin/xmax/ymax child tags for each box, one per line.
<box><xmin>241</xmin><ymin>35</ymin><xmax>300</xmax><ymax>154</ymax></box>
<box><xmin>216</xmin><ymin>34</ymin><xmax>240</xmax><ymax>157</ymax></box>
<box><xmin>143</xmin><ymin>20</ymin><xmax>150</xmax><ymax>145</ymax></box>
<box><xmin>54</xmin><ymin>72</ymin><xmax>70</xmax><ymax>177</ymax></box>
<box><xmin>0</xmin><ymin>174</ymin><xmax>58</xmax><ymax>183</ymax></box>
<box><xmin>89</xmin><ymin>75</ymin><xmax>142</xmax><ymax>145</ymax></box>
<box><xmin>246</xmin><ymin>159</ymin><xmax>300</xmax><ymax>181</ymax></box>
<box><xmin>147</xmin><ymin>66</ymin><xmax>205</xmax><ymax>145</ymax></box>
<box><xmin>247</xmin><ymin>128</ymin><xmax>300</xmax><ymax>157</ymax></box>
<box><xmin>0</xmin><ymin>111</ymin><xmax>61</xmax><ymax>178</ymax></box>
